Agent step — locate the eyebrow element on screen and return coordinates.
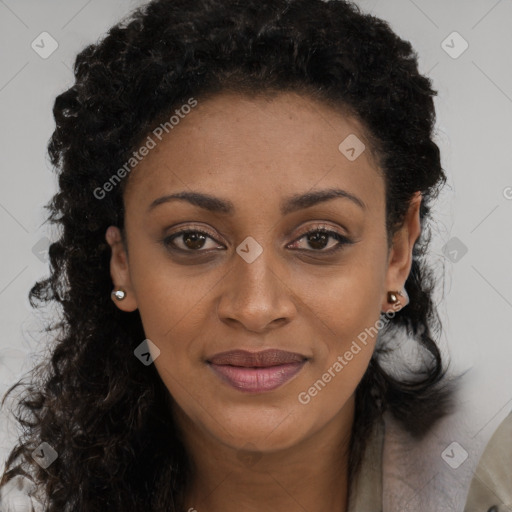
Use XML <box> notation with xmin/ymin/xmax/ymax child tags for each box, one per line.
<box><xmin>147</xmin><ymin>187</ymin><xmax>366</xmax><ymax>215</ymax></box>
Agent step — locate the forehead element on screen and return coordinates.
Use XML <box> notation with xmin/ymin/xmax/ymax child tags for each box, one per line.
<box><xmin>123</xmin><ymin>91</ymin><xmax>385</xmax><ymax>212</ymax></box>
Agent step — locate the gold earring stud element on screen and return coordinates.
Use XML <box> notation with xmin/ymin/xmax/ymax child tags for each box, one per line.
<box><xmin>387</xmin><ymin>290</ymin><xmax>403</xmax><ymax>304</ymax></box>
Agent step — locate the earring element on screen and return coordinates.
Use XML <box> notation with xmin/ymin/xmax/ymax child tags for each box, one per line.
<box><xmin>111</xmin><ymin>288</ymin><xmax>127</xmax><ymax>301</ymax></box>
<box><xmin>387</xmin><ymin>290</ymin><xmax>403</xmax><ymax>304</ymax></box>
<box><xmin>387</xmin><ymin>288</ymin><xmax>409</xmax><ymax>308</ymax></box>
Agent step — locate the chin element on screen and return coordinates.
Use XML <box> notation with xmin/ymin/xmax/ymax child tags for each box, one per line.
<box><xmin>210</xmin><ymin>407</ymin><xmax>309</xmax><ymax>452</ymax></box>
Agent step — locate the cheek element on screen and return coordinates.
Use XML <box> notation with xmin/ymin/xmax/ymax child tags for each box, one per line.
<box><xmin>126</xmin><ymin>260</ymin><xmax>218</xmax><ymax>401</ymax></box>
<box><xmin>299</xmin><ymin>258</ymin><xmax>385</xmax><ymax>347</ymax></box>
<box><xmin>129</xmin><ymin>247</ymin><xmax>215</xmax><ymax>341</ymax></box>
<box><xmin>294</xmin><ymin>257</ymin><xmax>385</xmax><ymax>400</ymax></box>
<box><xmin>295</xmin><ymin>291</ymin><xmax>380</xmax><ymax>428</ymax></box>
<box><xmin>134</xmin><ymin>277</ymin><xmax>209</xmax><ymax>410</ymax></box>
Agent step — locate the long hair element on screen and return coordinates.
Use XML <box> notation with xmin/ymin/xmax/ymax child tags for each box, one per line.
<box><xmin>1</xmin><ymin>0</ymin><xmax>454</xmax><ymax>509</ymax></box>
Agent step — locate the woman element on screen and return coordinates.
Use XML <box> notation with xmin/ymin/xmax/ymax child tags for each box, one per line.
<box><xmin>1</xmin><ymin>0</ymin><xmax>504</xmax><ymax>510</ymax></box>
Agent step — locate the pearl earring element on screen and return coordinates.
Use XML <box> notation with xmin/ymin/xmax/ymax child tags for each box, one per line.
<box><xmin>111</xmin><ymin>288</ymin><xmax>127</xmax><ymax>301</ymax></box>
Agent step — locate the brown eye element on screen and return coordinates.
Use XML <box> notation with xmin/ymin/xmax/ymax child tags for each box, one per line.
<box><xmin>305</xmin><ymin>231</ymin><xmax>330</xmax><ymax>250</ymax></box>
<box><xmin>179</xmin><ymin>231</ymin><xmax>208</xmax><ymax>250</ymax></box>
<box><xmin>288</xmin><ymin>228</ymin><xmax>353</xmax><ymax>253</ymax></box>
<box><xmin>164</xmin><ymin>230</ymin><xmax>223</xmax><ymax>252</ymax></box>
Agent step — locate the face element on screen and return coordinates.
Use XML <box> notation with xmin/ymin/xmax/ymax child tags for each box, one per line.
<box><xmin>106</xmin><ymin>91</ymin><xmax>421</xmax><ymax>454</ymax></box>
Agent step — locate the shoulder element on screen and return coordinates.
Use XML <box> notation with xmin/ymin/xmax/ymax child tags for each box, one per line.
<box><xmin>464</xmin><ymin>411</ymin><xmax>512</xmax><ymax>512</ymax></box>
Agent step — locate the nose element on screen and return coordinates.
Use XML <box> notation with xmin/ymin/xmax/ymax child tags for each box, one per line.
<box><xmin>216</xmin><ymin>249</ymin><xmax>297</xmax><ymax>333</ymax></box>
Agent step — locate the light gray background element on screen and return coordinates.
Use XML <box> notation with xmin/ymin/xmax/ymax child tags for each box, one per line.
<box><xmin>0</xmin><ymin>0</ymin><xmax>511</xmax><ymax>487</ymax></box>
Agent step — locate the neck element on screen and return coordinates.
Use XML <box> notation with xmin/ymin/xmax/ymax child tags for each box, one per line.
<box><xmin>175</xmin><ymin>396</ymin><xmax>355</xmax><ymax>512</ymax></box>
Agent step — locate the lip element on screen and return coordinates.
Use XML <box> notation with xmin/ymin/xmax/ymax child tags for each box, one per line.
<box><xmin>207</xmin><ymin>349</ymin><xmax>308</xmax><ymax>393</ymax></box>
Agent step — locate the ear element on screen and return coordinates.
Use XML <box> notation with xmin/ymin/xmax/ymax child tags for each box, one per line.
<box><xmin>381</xmin><ymin>191</ymin><xmax>422</xmax><ymax>313</ymax></box>
<box><xmin>105</xmin><ymin>226</ymin><xmax>138</xmax><ymax>312</ymax></box>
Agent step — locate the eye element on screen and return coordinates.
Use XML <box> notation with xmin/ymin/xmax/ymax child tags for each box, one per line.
<box><xmin>162</xmin><ymin>225</ymin><xmax>353</xmax><ymax>255</ymax></box>
<box><xmin>163</xmin><ymin>228</ymin><xmax>224</xmax><ymax>252</ymax></box>
<box><xmin>287</xmin><ymin>227</ymin><xmax>353</xmax><ymax>253</ymax></box>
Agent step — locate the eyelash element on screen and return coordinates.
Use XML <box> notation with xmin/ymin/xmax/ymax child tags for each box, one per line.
<box><xmin>286</xmin><ymin>227</ymin><xmax>353</xmax><ymax>255</ymax></box>
<box><xmin>163</xmin><ymin>226</ymin><xmax>353</xmax><ymax>255</ymax></box>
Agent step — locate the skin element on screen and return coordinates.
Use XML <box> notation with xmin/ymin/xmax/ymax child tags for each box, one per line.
<box><xmin>106</xmin><ymin>91</ymin><xmax>421</xmax><ymax>512</ymax></box>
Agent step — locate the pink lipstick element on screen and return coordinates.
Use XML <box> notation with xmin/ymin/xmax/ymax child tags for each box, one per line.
<box><xmin>207</xmin><ymin>349</ymin><xmax>307</xmax><ymax>393</ymax></box>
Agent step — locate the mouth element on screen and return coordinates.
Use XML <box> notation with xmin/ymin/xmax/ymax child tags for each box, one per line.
<box><xmin>206</xmin><ymin>349</ymin><xmax>308</xmax><ymax>393</ymax></box>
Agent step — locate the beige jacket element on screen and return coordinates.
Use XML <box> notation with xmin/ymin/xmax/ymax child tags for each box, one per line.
<box><xmin>464</xmin><ymin>412</ymin><xmax>512</xmax><ymax>511</ymax></box>
<box><xmin>348</xmin><ymin>412</ymin><xmax>512</xmax><ymax>512</ymax></box>
<box><xmin>1</xmin><ymin>413</ymin><xmax>511</xmax><ymax>511</ymax></box>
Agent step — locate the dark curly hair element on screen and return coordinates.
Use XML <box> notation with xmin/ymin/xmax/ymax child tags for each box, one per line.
<box><xmin>1</xmin><ymin>0</ymin><xmax>455</xmax><ymax>509</ymax></box>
